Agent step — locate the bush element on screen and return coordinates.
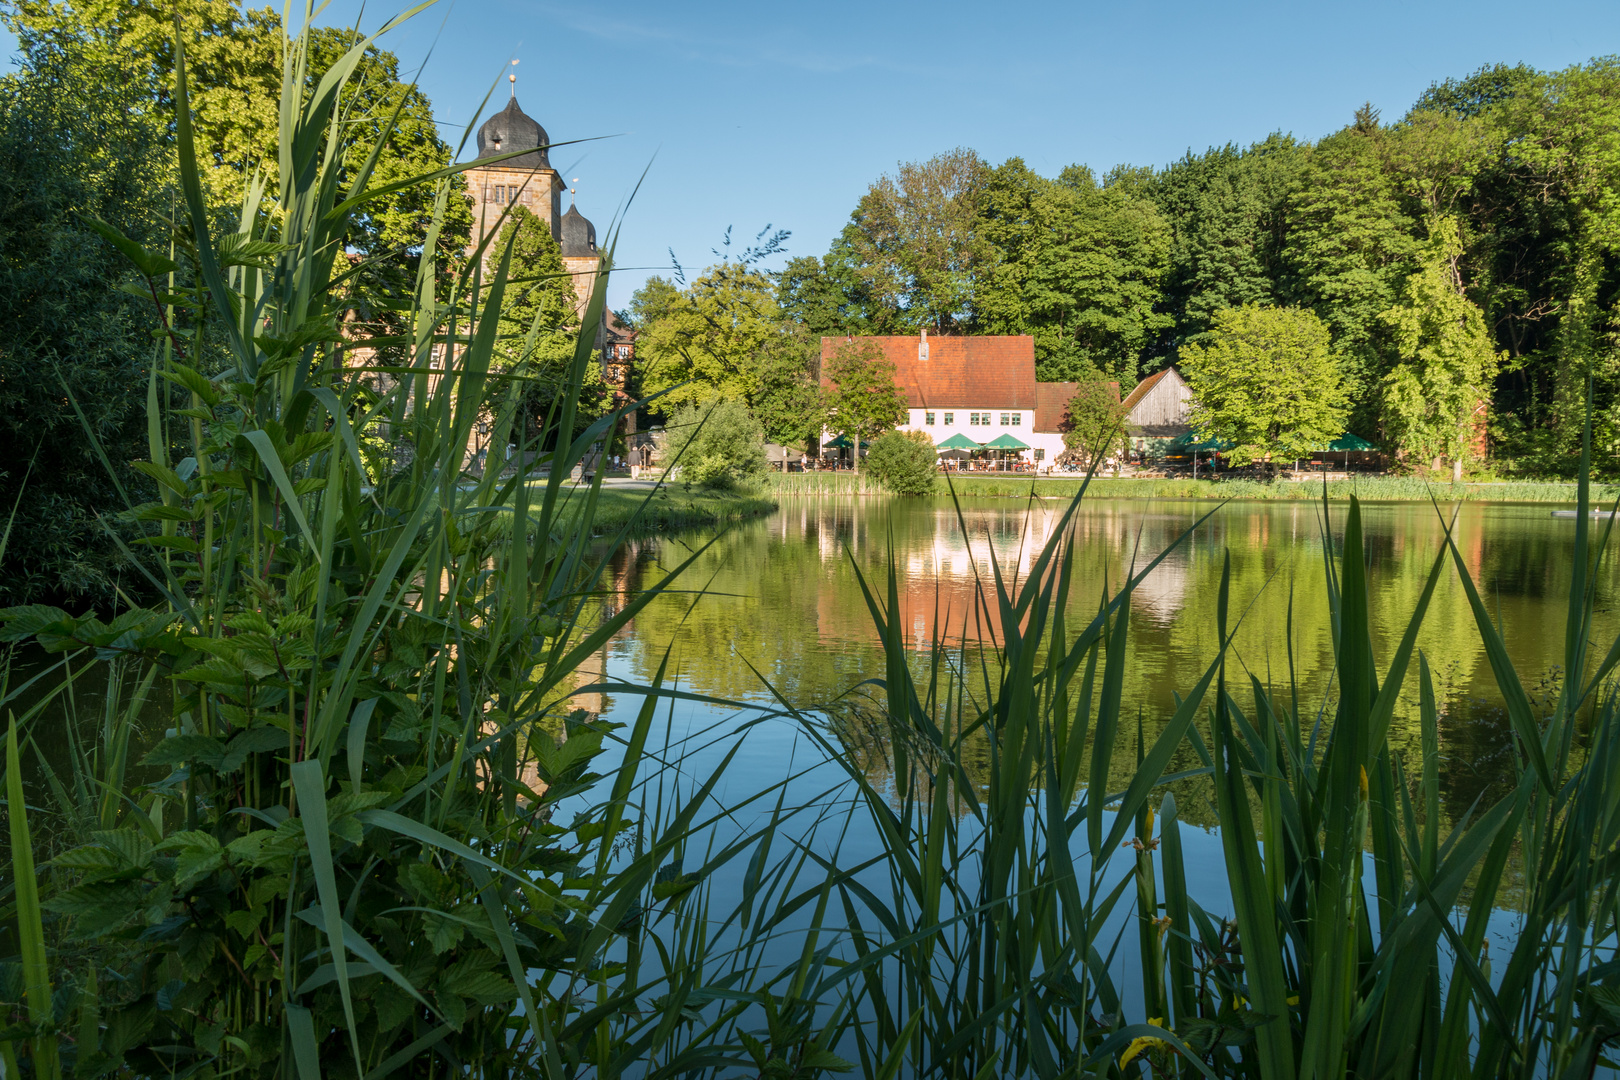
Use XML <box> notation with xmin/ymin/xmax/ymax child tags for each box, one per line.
<box><xmin>663</xmin><ymin>398</ymin><xmax>768</xmax><ymax>489</ymax></box>
<box><xmin>866</xmin><ymin>429</ymin><xmax>938</xmax><ymax>494</ymax></box>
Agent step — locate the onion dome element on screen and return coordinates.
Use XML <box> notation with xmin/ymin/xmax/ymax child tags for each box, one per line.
<box><xmin>560</xmin><ymin>202</ymin><xmax>597</xmax><ymax>257</ymax></box>
<box><xmin>475</xmin><ymin>98</ymin><xmax>550</xmax><ymax>170</ymax></box>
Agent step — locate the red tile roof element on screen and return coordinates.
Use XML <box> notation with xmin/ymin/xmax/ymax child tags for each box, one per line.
<box><xmin>819</xmin><ymin>334</ymin><xmax>1079</xmax><ymax>433</ymax></box>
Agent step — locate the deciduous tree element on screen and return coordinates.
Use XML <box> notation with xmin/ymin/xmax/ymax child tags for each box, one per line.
<box><xmin>1061</xmin><ymin>382</ymin><xmax>1130</xmax><ymax>467</ymax></box>
<box><xmin>1182</xmin><ymin>305</ymin><xmax>1349</xmax><ymax>469</ymax></box>
<box><xmin>1379</xmin><ymin>216</ymin><xmax>1501</xmax><ymax>473</ymax></box>
<box><xmin>823</xmin><ymin>339</ymin><xmax>909</xmax><ymax>476</ymax></box>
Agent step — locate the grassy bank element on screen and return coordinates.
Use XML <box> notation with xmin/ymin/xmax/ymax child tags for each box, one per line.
<box><xmin>766</xmin><ymin>470</ymin><xmax>1619</xmax><ymax>503</ymax></box>
<box><xmin>550</xmin><ymin>484</ymin><xmax>777</xmax><ymax>535</ymax></box>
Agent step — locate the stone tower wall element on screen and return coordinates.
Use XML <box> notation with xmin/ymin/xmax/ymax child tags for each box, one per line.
<box><xmin>464</xmin><ymin>165</ymin><xmax>565</xmax><ymax>256</ymax></box>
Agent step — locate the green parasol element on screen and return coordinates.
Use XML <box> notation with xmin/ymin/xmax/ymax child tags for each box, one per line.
<box><xmin>1328</xmin><ymin>432</ymin><xmax>1378</xmax><ymax>452</ymax></box>
<box><xmin>981</xmin><ymin>433</ymin><xmax>1031</xmax><ymax>450</ymax></box>
<box><xmin>935</xmin><ymin>432</ymin><xmax>982</xmax><ymax>450</ymax></box>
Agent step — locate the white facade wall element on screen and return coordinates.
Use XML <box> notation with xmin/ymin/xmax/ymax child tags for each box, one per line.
<box><xmin>897</xmin><ymin>407</ymin><xmax>1066</xmax><ymax>463</ymax></box>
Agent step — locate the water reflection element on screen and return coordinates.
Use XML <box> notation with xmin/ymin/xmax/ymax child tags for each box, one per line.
<box><xmin>599</xmin><ymin>496</ymin><xmax>1616</xmax><ymax>826</ymax></box>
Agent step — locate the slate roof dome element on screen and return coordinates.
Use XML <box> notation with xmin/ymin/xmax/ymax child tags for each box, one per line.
<box><xmin>476</xmin><ymin>98</ymin><xmax>550</xmax><ymax>170</ymax></box>
<box><xmin>560</xmin><ymin>202</ymin><xmax>597</xmax><ymax>257</ymax></box>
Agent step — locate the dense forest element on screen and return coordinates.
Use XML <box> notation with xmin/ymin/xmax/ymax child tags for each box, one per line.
<box><xmin>635</xmin><ymin>59</ymin><xmax>1620</xmax><ymax>482</ymax></box>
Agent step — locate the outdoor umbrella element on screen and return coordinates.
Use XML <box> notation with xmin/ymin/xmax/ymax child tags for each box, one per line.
<box><xmin>980</xmin><ymin>432</ymin><xmax>1030</xmax><ymax>468</ymax></box>
<box><xmin>935</xmin><ymin>432</ymin><xmax>982</xmax><ymax>451</ymax></box>
<box><xmin>1326</xmin><ymin>432</ymin><xmax>1377</xmax><ymax>469</ymax></box>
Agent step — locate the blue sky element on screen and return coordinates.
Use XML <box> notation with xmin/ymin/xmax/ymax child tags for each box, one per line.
<box><xmin>7</xmin><ymin>0</ymin><xmax>1620</xmax><ymax>310</ymax></box>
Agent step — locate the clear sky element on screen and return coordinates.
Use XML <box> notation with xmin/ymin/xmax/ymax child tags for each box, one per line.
<box><xmin>7</xmin><ymin>0</ymin><xmax>1620</xmax><ymax>310</ymax></box>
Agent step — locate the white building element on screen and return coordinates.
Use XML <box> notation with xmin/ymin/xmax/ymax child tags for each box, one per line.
<box><xmin>818</xmin><ymin>332</ymin><xmax>1078</xmax><ymax>465</ymax></box>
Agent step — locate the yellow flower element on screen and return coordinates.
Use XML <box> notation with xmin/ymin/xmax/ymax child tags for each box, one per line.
<box><xmin>1119</xmin><ymin>1020</ymin><xmax>1170</xmax><ymax>1067</ymax></box>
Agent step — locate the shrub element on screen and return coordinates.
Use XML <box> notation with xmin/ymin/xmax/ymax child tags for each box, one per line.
<box><xmin>663</xmin><ymin>398</ymin><xmax>768</xmax><ymax>489</ymax></box>
<box><xmin>866</xmin><ymin>429</ymin><xmax>938</xmax><ymax>494</ymax></box>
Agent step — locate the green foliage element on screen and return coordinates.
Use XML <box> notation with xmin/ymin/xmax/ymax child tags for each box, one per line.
<box><xmin>489</xmin><ymin>204</ymin><xmax>602</xmax><ymax>437</ymax></box>
<box><xmin>1182</xmin><ymin>304</ymin><xmax>1350</xmax><ymax>466</ymax></box>
<box><xmin>0</xmin><ymin>30</ymin><xmax>167</xmax><ymax>604</ymax></box>
<box><xmin>1285</xmin><ymin>106</ymin><xmax>1419</xmax><ymax>414</ymax></box>
<box><xmin>633</xmin><ymin>263</ymin><xmax>784</xmax><ymax>409</ymax></box>
<box><xmin>822</xmin><ymin>339</ymin><xmax>909</xmax><ymax>475</ymax></box>
<box><xmin>750</xmin><ymin>323</ymin><xmax>826</xmax><ymax>450</ymax></box>
<box><xmin>844</xmin><ymin>148</ymin><xmax>991</xmax><ymax>332</ymax></box>
<box><xmin>1146</xmin><ymin>136</ymin><xmax>1307</xmax><ymax>351</ymax></box>
<box><xmin>978</xmin><ymin>159</ymin><xmax>1173</xmax><ymax>383</ymax></box>
<box><xmin>1060</xmin><ymin>380</ymin><xmax>1129</xmax><ymax>466</ymax></box>
<box><xmin>1379</xmin><ymin>216</ymin><xmax>1502</xmax><ymax>468</ymax></box>
<box><xmin>663</xmin><ymin>398</ymin><xmax>769</xmax><ymax>489</ymax></box>
<box><xmin>0</xmin><ymin>15</ymin><xmax>767</xmax><ymax>1077</ymax></box>
<box><xmin>865</xmin><ymin>429</ymin><xmax>937</xmax><ymax>495</ymax></box>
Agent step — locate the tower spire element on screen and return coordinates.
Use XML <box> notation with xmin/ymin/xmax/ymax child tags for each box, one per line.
<box><xmin>509</xmin><ymin>59</ymin><xmax>518</xmax><ymax>99</ymax></box>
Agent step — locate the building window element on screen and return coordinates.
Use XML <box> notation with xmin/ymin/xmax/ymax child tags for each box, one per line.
<box><xmin>1010</xmin><ymin>412</ymin><xmax>1021</xmax><ymax>426</ymax></box>
<box><xmin>925</xmin><ymin>411</ymin><xmax>935</xmax><ymax>426</ymax></box>
<box><xmin>491</xmin><ymin>185</ymin><xmax>504</xmax><ymax>203</ymax></box>
<box><xmin>615</xmin><ymin>345</ymin><xmax>631</xmax><ymax>359</ymax></box>
<box><xmin>943</xmin><ymin>412</ymin><xmax>953</xmax><ymax>425</ymax></box>
<box><xmin>1034</xmin><ymin>448</ymin><xmax>1045</xmax><ymax>461</ymax></box>
<box><xmin>969</xmin><ymin>413</ymin><xmax>979</xmax><ymax>426</ymax></box>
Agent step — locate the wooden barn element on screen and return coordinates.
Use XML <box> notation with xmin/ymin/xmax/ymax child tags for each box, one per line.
<box><xmin>1121</xmin><ymin>367</ymin><xmax>1193</xmax><ymax>456</ymax></box>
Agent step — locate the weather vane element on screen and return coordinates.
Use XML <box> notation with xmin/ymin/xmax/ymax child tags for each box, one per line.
<box><xmin>509</xmin><ymin>59</ymin><xmax>518</xmax><ymax>98</ymax></box>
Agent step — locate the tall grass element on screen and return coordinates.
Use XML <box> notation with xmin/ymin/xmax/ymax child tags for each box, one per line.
<box><xmin>0</xmin><ymin>9</ymin><xmax>806</xmax><ymax>1077</ymax></box>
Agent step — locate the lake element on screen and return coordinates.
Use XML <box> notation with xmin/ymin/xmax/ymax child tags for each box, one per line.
<box><xmin>582</xmin><ymin>495</ymin><xmax>1611</xmax><ymax>827</ymax></box>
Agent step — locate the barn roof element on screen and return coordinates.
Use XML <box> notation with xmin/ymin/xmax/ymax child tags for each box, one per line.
<box><xmin>1120</xmin><ymin>368</ymin><xmax>1173</xmax><ymax>414</ymax></box>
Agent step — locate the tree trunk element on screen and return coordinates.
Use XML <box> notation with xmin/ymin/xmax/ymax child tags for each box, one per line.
<box><xmin>1452</xmin><ymin>457</ymin><xmax>1463</xmax><ymax>483</ymax></box>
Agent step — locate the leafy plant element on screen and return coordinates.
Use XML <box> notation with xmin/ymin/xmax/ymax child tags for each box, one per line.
<box><xmin>864</xmin><ymin>429</ymin><xmax>937</xmax><ymax>495</ymax></box>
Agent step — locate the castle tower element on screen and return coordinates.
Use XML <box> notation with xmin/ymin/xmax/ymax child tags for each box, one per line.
<box><xmin>463</xmin><ymin>93</ymin><xmax>565</xmax><ymax>255</ymax></box>
<box><xmin>558</xmin><ymin>197</ymin><xmax>599</xmax><ymax>324</ymax></box>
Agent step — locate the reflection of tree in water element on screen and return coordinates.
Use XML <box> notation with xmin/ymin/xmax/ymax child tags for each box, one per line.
<box><xmin>600</xmin><ymin>497</ymin><xmax>1618</xmax><ymax>833</ymax></box>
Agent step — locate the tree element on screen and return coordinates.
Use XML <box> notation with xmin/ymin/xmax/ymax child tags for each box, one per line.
<box><xmin>1181</xmin><ymin>305</ymin><xmax>1350</xmax><ymax>469</ymax></box>
<box><xmin>1283</xmin><ymin>107</ymin><xmax>1419</xmax><ymax>425</ymax></box>
<box><xmin>978</xmin><ymin>160</ymin><xmax>1172</xmax><ymax>384</ymax></box>
<box><xmin>777</xmin><ymin>227</ymin><xmax>897</xmax><ymax>335</ymax></box>
<box><xmin>866</xmin><ymin>429</ymin><xmax>938</xmax><ymax>495</ymax></box>
<box><xmin>1146</xmin><ymin>136</ymin><xmax>1308</xmax><ymax>355</ymax></box>
<box><xmin>3</xmin><ymin>1</ymin><xmax>471</xmax><ymax>269</ymax></box>
<box><xmin>750</xmin><ymin>324</ymin><xmax>825</xmax><ymax>451</ymax></box>
<box><xmin>1061</xmin><ymin>382</ymin><xmax>1130</xmax><ymax>467</ymax></box>
<box><xmin>0</xmin><ymin>28</ymin><xmax>168</xmax><ymax>604</ymax></box>
<box><xmin>1379</xmin><ymin>216</ymin><xmax>1502</xmax><ymax>473</ymax></box>
<box><xmin>488</xmin><ymin>205</ymin><xmax>602</xmax><ymax>438</ymax></box>
<box><xmin>661</xmin><ymin>398</ymin><xmax>768</xmax><ymax>489</ymax></box>
<box><xmin>823</xmin><ymin>340</ymin><xmax>909</xmax><ymax>475</ymax></box>
<box><xmin>633</xmin><ymin>263</ymin><xmax>781</xmax><ymax>408</ymax></box>
<box><xmin>845</xmin><ymin>148</ymin><xmax>992</xmax><ymax>331</ymax></box>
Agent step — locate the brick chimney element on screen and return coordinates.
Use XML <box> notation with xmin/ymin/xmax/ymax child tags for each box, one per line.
<box><xmin>918</xmin><ymin>327</ymin><xmax>929</xmax><ymax>362</ymax></box>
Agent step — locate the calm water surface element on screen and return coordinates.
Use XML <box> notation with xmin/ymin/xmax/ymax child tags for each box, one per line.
<box><xmin>587</xmin><ymin>496</ymin><xmax>1612</xmax><ymax>823</ymax></box>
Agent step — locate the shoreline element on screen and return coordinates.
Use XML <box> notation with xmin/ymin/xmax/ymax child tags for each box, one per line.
<box><xmin>761</xmin><ymin>473</ymin><xmax>1620</xmax><ymax>504</ymax></box>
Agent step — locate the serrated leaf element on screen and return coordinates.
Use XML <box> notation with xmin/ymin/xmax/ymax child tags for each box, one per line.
<box><xmin>142</xmin><ymin>734</ymin><xmax>226</xmax><ymax>770</ymax></box>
